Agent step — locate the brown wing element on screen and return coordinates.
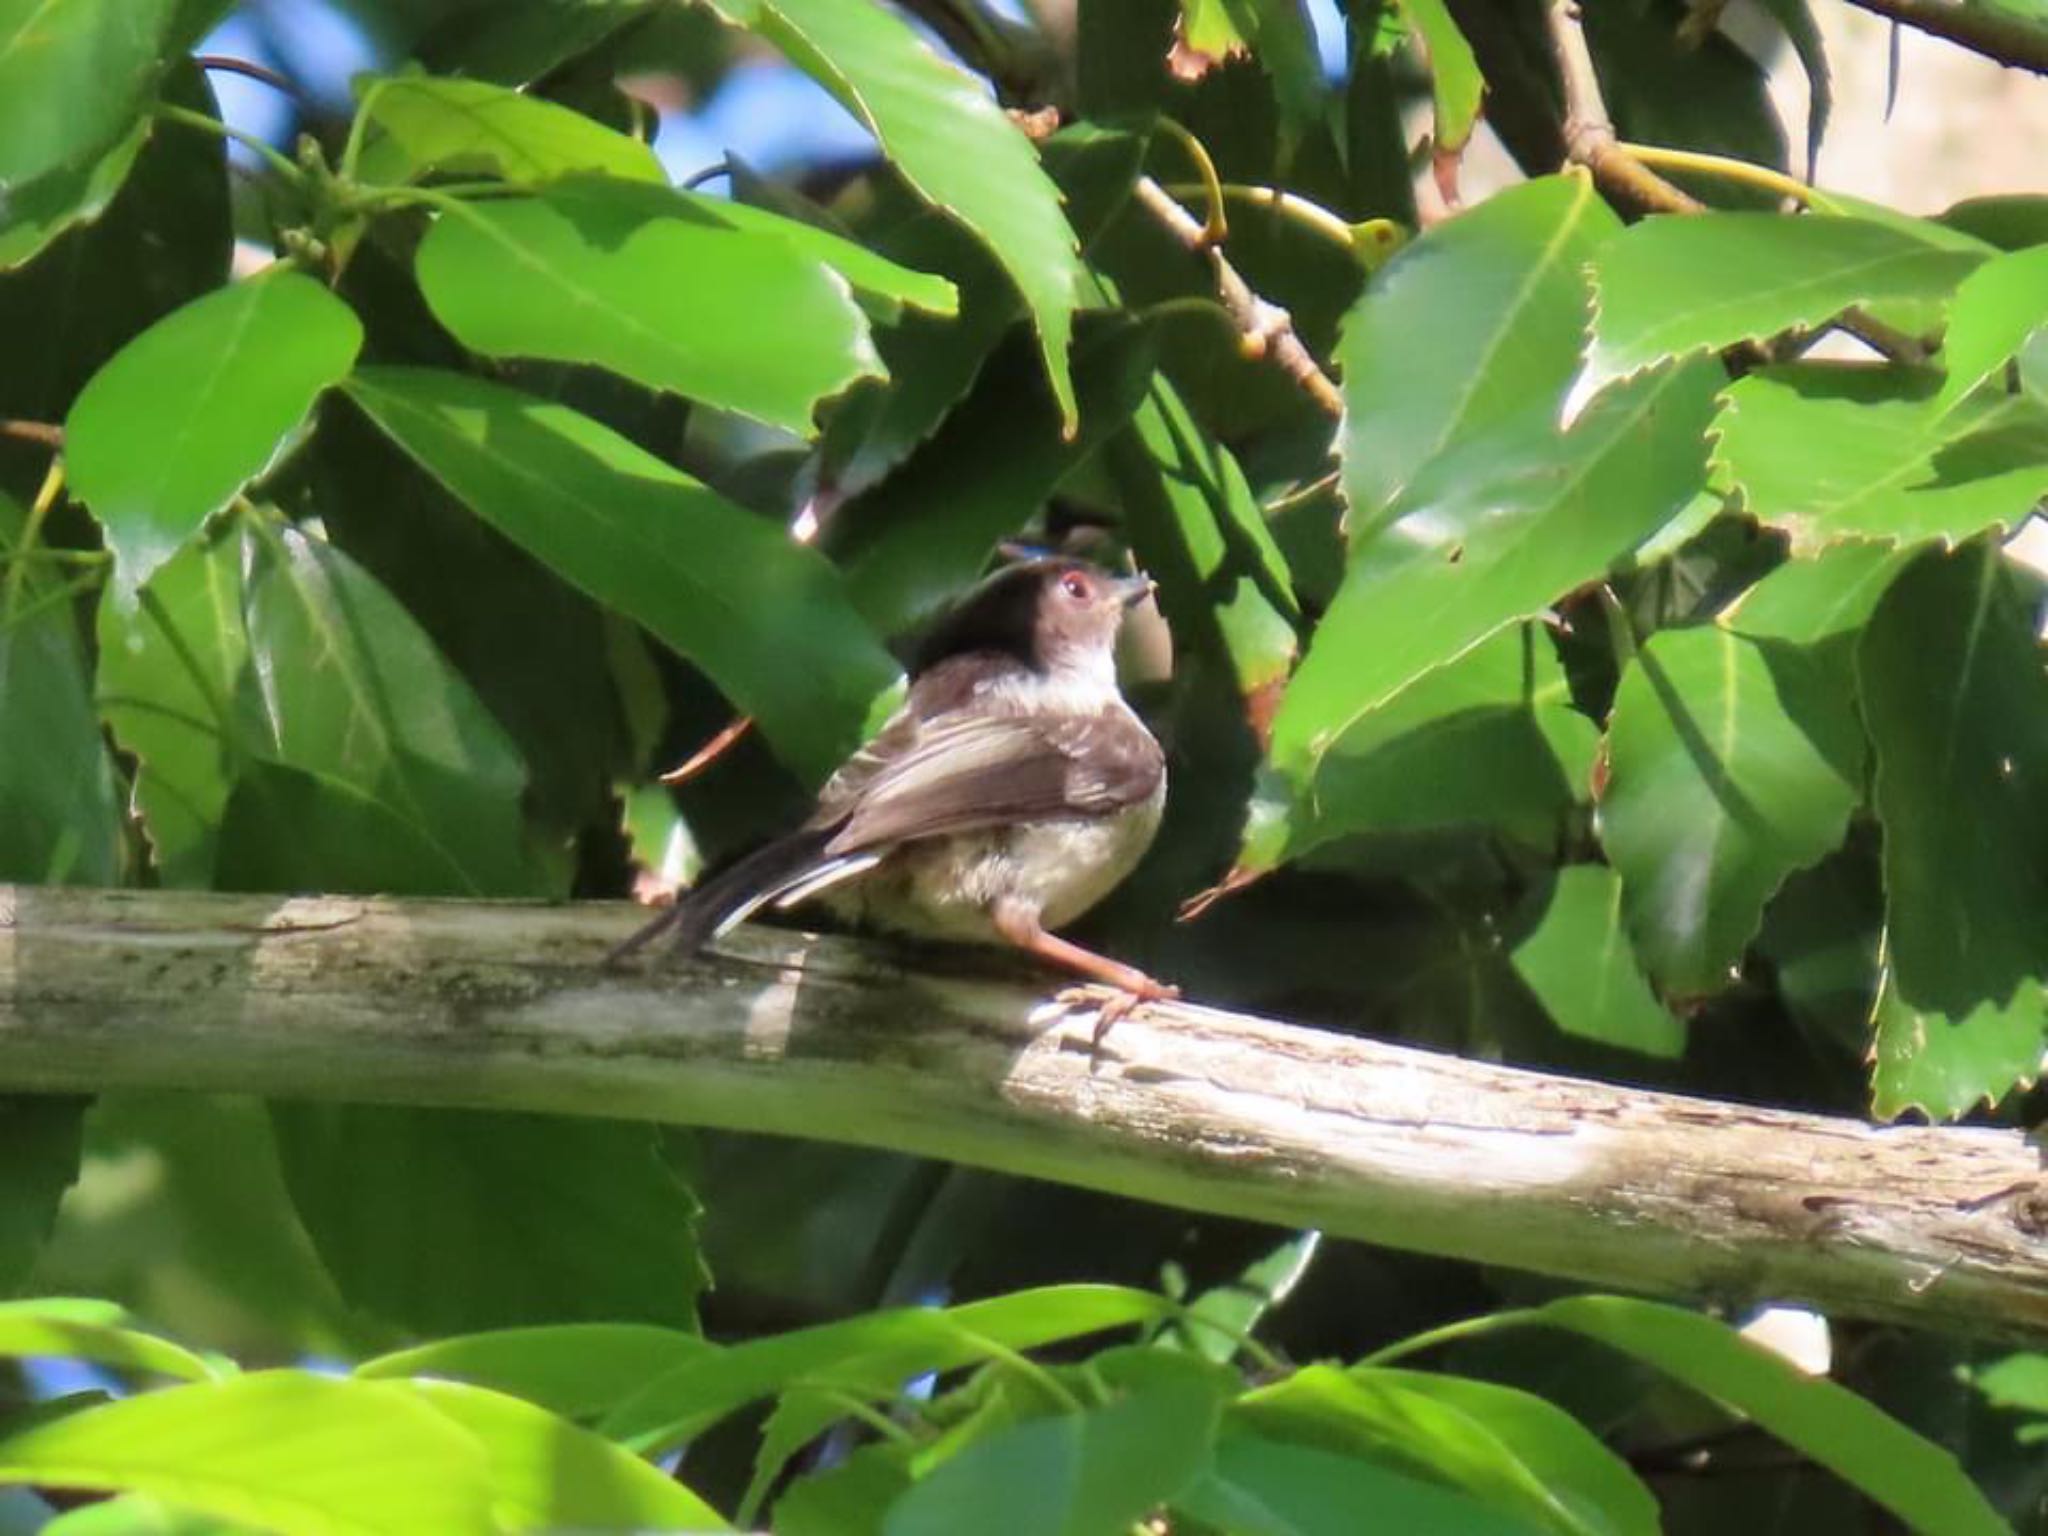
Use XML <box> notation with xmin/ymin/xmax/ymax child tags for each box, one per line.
<box><xmin>813</xmin><ymin>707</ymin><xmax>1163</xmax><ymax>856</ymax></box>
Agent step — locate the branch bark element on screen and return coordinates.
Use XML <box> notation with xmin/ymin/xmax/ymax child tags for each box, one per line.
<box><xmin>1843</xmin><ymin>0</ymin><xmax>2048</xmax><ymax>74</ymax></box>
<box><xmin>5</xmin><ymin>885</ymin><xmax>2047</xmax><ymax>1342</ymax></box>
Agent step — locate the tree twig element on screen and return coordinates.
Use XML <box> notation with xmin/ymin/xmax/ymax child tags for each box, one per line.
<box><xmin>1132</xmin><ymin>177</ymin><xmax>1344</xmax><ymax>418</ymax></box>
<box><xmin>1546</xmin><ymin>0</ymin><xmax>1703</xmax><ymax>214</ymax></box>
<box><xmin>0</xmin><ymin>420</ymin><xmax>62</xmax><ymax>449</ymax></box>
<box><xmin>1841</xmin><ymin>0</ymin><xmax>2048</xmax><ymax>74</ymax></box>
<box><xmin>5</xmin><ymin>885</ymin><xmax>2048</xmax><ymax>1343</ymax></box>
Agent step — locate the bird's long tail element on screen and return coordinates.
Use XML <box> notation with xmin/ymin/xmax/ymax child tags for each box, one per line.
<box><xmin>606</xmin><ymin>827</ymin><xmax>873</xmax><ymax>966</ymax></box>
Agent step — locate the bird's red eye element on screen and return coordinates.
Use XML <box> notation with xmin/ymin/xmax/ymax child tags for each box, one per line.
<box><xmin>1060</xmin><ymin>572</ymin><xmax>1090</xmax><ymax>601</ymax></box>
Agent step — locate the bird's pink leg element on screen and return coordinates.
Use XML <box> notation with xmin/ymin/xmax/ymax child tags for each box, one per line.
<box><xmin>991</xmin><ymin>905</ymin><xmax>1178</xmax><ymax>1043</ymax></box>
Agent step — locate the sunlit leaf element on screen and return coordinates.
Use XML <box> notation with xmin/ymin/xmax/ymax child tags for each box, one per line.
<box><xmin>351</xmin><ymin>73</ymin><xmax>665</xmax><ymax>186</ymax></box>
<box><xmin>1394</xmin><ymin>0</ymin><xmax>1483</xmax><ymax>153</ymax></box>
<box><xmin>0</xmin><ymin>1298</ymin><xmax>218</xmax><ymax>1383</ymax></box>
<box><xmin>710</xmin><ymin>0</ymin><xmax>1084</xmax><ymax>428</ymax></box>
<box><xmin>413</xmin><ymin>179</ymin><xmax>881</xmax><ymax>436</ymax></box>
<box><xmin>344</xmin><ymin>365</ymin><xmax>897</xmax><ymax>786</ymax></box>
<box><xmin>0</xmin><ymin>0</ymin><xmax>178</xmax><ymax>191</ymax></box>
<box><xmin>1180</xmin><ymin>1431</ymin><xmax>1545</xmax><ymax>1536</ymax></box>
<box><xmin>1713</xmin><ymin>363</ymin><xmax>2048</xmax><ymax>552</ymax></box>
<box><xmin>1719</xmin><ymin>541</ymin><xmax>1915</xmax><ymax>645</ymax></box>
<box><xmin>0</xmin><ymin>116</ymin><xmax>147</xmax><ymax>271</ymax></box>
<box><xmin>1860</xmin><ymin>540</ymin><xmax>2048</xmax><ymax>1118</ymax></box>
<box><xmin>1508</xmin><ymin>868</ymin><xmax>1685</xmax><ymax>1058</ymax></box>
<box><xmin>1575</xmin><ymin>214</ymin><xmax>1980</xmax><ymax>414</ymax></box>
<box><xmin>358</xmin><ymin>1324</ymin><xmax>710</xmax><ymax>1421</ymax></box>
<box><xmin>1599</xmin><ymin>627</ymin><xmax>1862</xmax><ymax>994</ymax></box>
<box><xmin>1933</xmin><ymin>243</ymin><xmax>2048</xmax><ymax>412</ymax></box>
<box><xmin>65</xmin><ymin>268</ymin><xmax>363</xmax><ymax>605</ymax></box>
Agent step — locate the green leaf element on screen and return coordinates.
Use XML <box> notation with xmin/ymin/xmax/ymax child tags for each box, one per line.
<box><xmin>351</xmin><ymin>73</ymin><xmax>665</xmax><ymax>187</ymax></box>
<box><xmin>1574</xmin><ymin>214</ymin><xmax>1982</xmax><ymax>414</ymax></box>
<box><xmin>65</xmin><ymin>268</ymin><xmax>363</xmax><ymax>605</ymax></box>
<box><xmin>1167</xmin><ymin>1231</ymin><xmax>1321</xmax><ymax>1365</ymax></box>
<box><xmin>209</xmin><ymin>526</ymin><xmax>542</xmax><ymax>898</ymax></box>
<box><xmin>0</xmin><ymin>0</ymin><xmax>178</xmax><ymax>191</ymax></box>
<box><xmin>1753</xmin><ymin>0</ymin><xmax>1831</xmax><ymax>181</ymax></box>
<box><xmin>712</xmin><ymin>0</ymin><xmax>1084</xmax><ymax>429</ymax></box>
<box><xmin>1519</xmin><ymin>1296</ymin><xmax>2008</xmax><ymax>1536</ymax></box>
<box><xmin>343</xmin><ymin>365</ymin><xmax>897</xmax><ymax>786</ymax></box>
<box><xmin>1934</xmin><ymin>243</ymin><xmax>2048</xmax><ymax>412</ymax></box>
<box><xmin>1941</xmin><ymin>194</ymin><xmax>2048</xmax><ymax>252</ymax></box>
<box><xmin>1713</xmin><ymin>364</ymin><xmax>2048</xmax><ymax>552</ymax></box>
<box><xmin>667</xmin><ymin>187</ymin><xmax>957</xmax><ymax>318</ymax></box>
<box><xmin>1237</xmin><ymin>1364</ymin><xmax>1599</xmax><ymax>1536</ymax></box>
<box><xmin>270</xmin><ymin>1104</ymin><xmax>705</xmax><ymax>1336</ymax></box>
<box><xmin>413</xmin><ymin>180</ymin><xmax>881</xmax><ymax>436</ymax></box>
<box><xmin>399</xmin><ymin>1380</ymin><xmax>730</xmax><ymax>1531</ymax></box>
<box><xmin>883</xmin><ymin>1373</ymin><xmax>1221</xmax><ymax>1536</ymax></box>
<box><xmin>1974</xmin><ymin>1354</ymin><xmax>2048</xmax><ymax>1415</ymax></box>
<box><xmin>1341</xmin><ymin>174</ymin><xmax>1618</xmax><ymax>541</ymax></box>
<box><xmin>0</xmin><ymin>116</ymin><xmax>147</xmax><ymax>271</ymax></box>
<box><xmin>46</xmin><ymin>1493</ymin><xmax>256</xmax><ymax>1535</ymax></box>
<box><xmin>838</xmin><ymin>318</ymin><xmax>1157</xmax><ymax>636</ymax></box>
<box><xmin>1507</xmin><ymin>867</ymin><xmax>1685</xmax><ymax>1058</ymax></box>
<box><xmin>1103</xmin><ymin>369</ymin><xmax>1299</xmax><ymax>709</ymax></box>
<box><xmin>358</xmin><ymin>1324</ymin><xmax>710</xmax><ymax>1421</ymax></box>
<box><xmin>1277</xmin><ymin>355</ymin><xmax>1721</xmax><ymax>783</ymax></box>
<box><xmin>0</xmin><ymin>495</ymin><xmax>123</xmax><ymax>886</ymax></box>
<box><xmin>1598</xmin><ymin>627</ymin><xmax>1862</xmax><ymax>995</ymax></box>
<box><xmin>1179</xmin><ymin>1431</ymin><xmax>1546</xmax><ymax>1536</ymax></box>
<box><xmin>0</xmin><ymin>1098</ymin><xmax>86</xmax><ymax>1295</ymax></box>
<box><xmin>1249</xmin><ymin>625</ymin><xmax>1594</xmax><ymax>874</ymax></box>
<box><xmin>1175</xmin><ymin>0</ymin><xmax>1326</xmax><ymax>151</ymax></box>
<box><xmin>776</xmin><ymin>1447</ymin><xmax>907</xmax><ymax>1536</ymax></box>
<box><xmin>1860</xmin><ymin>541</ymin><xmax>2048</xmax><ymax>1118</ymax></box>
<box><xmin>0</xmin><ymin>1370</ymin><xmax>496</xmax><ymax>1534</ymax></box>
<box><xmin>0</xmin><ymin>1297</ymin><xmax>217</xmax><ymax>1382</ymax></box>
<box><xmin>94</xmin><ymin>532</ymin><xmax>246</xmax><ymax>885</ymax></box>
<box><xmin>1719</xmin><ymin>541</ymin><xmax>1916</xmax><ymax>646</ymax></box>
<box><xmin>601</xmin><ymin>1284</ymin><xmax>1172</xmax><ymax>1454</ymax></box>
<box><xmin>1394</xmin><ymin>0</ymin><xmax>1483</xmax><ymax>153</ymax></box>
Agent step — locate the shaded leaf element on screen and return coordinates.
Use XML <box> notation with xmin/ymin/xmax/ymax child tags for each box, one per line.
<box><xmin>270</xmin><ymin>1104</ymin><xmax>706</xmax><ymax>1336</ymax></box>
<box><xmin>1860</xmin><ymin>541</ymin><xmax>2048</xmax><ymax>1118</ymax></box>
<box><xmin>0</xmin><ymin>493</ymin><xmax>122</xmax><ymax>886</ymax></box>
<box><xmin>0</xmin><ymin>1370</ymin><xmax>494</xmax><ymax>1535</ymax></box>
<box><xmin>401</xmin><ymin>1380</ymin><xmax>729</xmax><ymax>1531</ymax></box>
<box><xmin>1934</xmin><ymin>242</ymin><xmax>2048</xmax><ymax>412</ymax></box>
<box><xmin>602</xmin><ymin>1285</ymin><xmax>1171</xmax><ymax>1454</ymax></box>
<box><xmin>65</xmin><ymin>268</ymin><xmax>363</xmax><ymax>605</ymax></box>
<box><xmin>343</xmin><ymin>365</ymin><xmax>896</xmax><ymax>786</ymax></box>
<box><xmin>1179</xmin><ymin>1431</ymin><xmax>1545</xmax><ymax>1536</ymax></box>
<box><xmin>884</xmin><ymin>1372</ymin><xmax>1221</xmax><ymax>1536</ymax></box>
<box><xmin>712</xmin><ymin>0</ymin><xmax>1084</xmax><ymax>427</ymax></box>
<box><xmin>1277</xmin><ymin>355</ymin><xmax>1721</xmax><ymax>783</ymax></box>
<box><xmin>1175</xmin><ymin>0</ymin><xmax>1326</xmax><ymax>150</ymax></box>
<box><xmin>1522</xmin><ymin>1296</ymin><xmax>2007</xmax><ymax>1536</ymax></box>
<box><xmin>1395</xmin><ymin>0</ymin><xmax>1482</xmax><ymax>153</ymax></box>
<box><xmin>1713</xmin><ymin>363</ymin><xmax>2048</xmax><ymax>553</ymax></box>
<box><xmin>1341</xmin><ymin>173</ymin><xmax>1617</xmax><ymax>541</ymax></box>
<box><xmin>0</xmin><ymin>116</ymin><xmax>147</xmax><ymax>271</ymax></box>
<box><xmin>1753</xmin><ymin>0</ymin><xmax>1831</xmax><ymax>181</ymax></box>
<box><xmin>0</xmin><ymin>0</ymin><xmax>178</xmax><ymax>191</ymax></box>
<box><xmin>209</xmin><ymin>525</ymin><xmax>541</xmax><ymax>898</ymax></box>
<box><xmin>413</xmin><ymin>180</ymin><xmax>880</xmax><ymax>436</ymax></box>
<box><xmin>351</xmin><ymin>73</ymin><xmax>664</xmax><ymax>186</ymax></box>
<box><xmin>1507</xmin><ymin>867</ymin><xmax>1684</xmax><ymax>1058</ymax></box>
<box><xmin>838</xmin><ymin>318</ymin><xmax>1157</xmax><ymax>636</ymax></box>
<box><xmin>1575</xmin><ymin>214</ymin><xmax>1981</xmax><ymax>414</ymax></box>
<box><xmin>357</xmin><ymin>1324</ymin><xmax>710</xmax><ymax>1421</ymax></box>
<box><xmin>1247</xmin><ymin>625</ymin><xmax>1594</xmax><ymax>873</ymax></box>
<box><xmin>1168</xmin><ymin>1231</ymin><xmax>1321</xmax><ymax>1364</ymax></box>
<box><xmin>1598</xmin><ymin>627</ymin><xmax>1862</xmax><ymax>994</ymax></box>
<box><xmin>0</xmin><ymin>1100</ymin><xmax>88</xmax><ymax>1296</ymax></box>
<box><xmin>1719</xmin><ymin>541</ymin><xmax>1915</xmax><ymax>645</ymax></box>
<box><xmin>1941</xmin><ymin>194</ymin><xmax>2048</xmax><ymax>252</ymax></box>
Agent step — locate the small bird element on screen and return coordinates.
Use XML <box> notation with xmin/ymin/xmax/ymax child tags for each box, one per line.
<box><xmin>613</xmin><ymin>556</ymin><xmax>1176</xmax><ymax>1017</ymax></box>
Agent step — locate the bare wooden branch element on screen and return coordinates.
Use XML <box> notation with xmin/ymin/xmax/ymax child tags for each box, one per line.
<box><xmin>4</xmin><ymin>885</ymin><xmax>2046</xmax><ymax>1341</ymax></box>
<box><xmin>1131</xmin><ymin>176</ymin><xmax>1345</xmax><ymax>419</ymax></box>
<box><xmin>1546</xmin><ymin>0</ymin><xmax>1705</xmax><ymax>215</ymax></box>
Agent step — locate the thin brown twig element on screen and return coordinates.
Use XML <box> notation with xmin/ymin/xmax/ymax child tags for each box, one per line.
<box><xmin>1546</xmin><ymin>0</ymin><xmax>1703</xmax><ymax>215</ymax></box>
<box><xmin>1132</xmin><ymin>176</ymin><xmax>1344</xmax><ymax>419</ymax></box>
<box><xmin>194</xmin><ymin>55</ymin><xmax>309</xmax><ymax>107</ymax></box>
<box><xmin>657</xmin><ymin>716</ymin><xmax>755</xmax><ymax>786</ymax></box>
<box><xmin>0</xmin><ymin>420</ymin><xmax>63</xmax><ymax>449</ymax></box>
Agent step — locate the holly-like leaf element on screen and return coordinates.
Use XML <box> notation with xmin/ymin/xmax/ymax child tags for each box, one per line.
<box><xmin>1860</xmin><ymin>540</ymin><xmax>2048</xmax><ymax>1118</ymax></box>
<box><xmin>271</xmin><ymin>1104</ymin><xmax>706</xmax><ymax>1336</ymax></box>
<box><xmin>1341</xmin><ymin>174</ymin><xmax>1617</xmax><ymax>542</ymax></box>
<box><xmin>1508</xmin><ymin>867</ymin><xmax>1685</xmax><ymax>1059</ymax></box>
<box><xmin>65</xmin><ymin>268</ymin><xmax>363</xmax><ymax>605</ymax></box>
<box><xmin>709</xmin><ymin>0</ymin><xmax>1085</xmax><ymax>429</ymax></box>
<box><xmin>1933</xmin><ymin>242</ymin><xmax>2048</xmax><ymax>413</ymax></box>
<box><xmin>343</xmin><ymin>365</ymin><xmax>897</xmax><ymax>787</ymax></box>
<box><xmin>0</xmin><ymin>0</ymin><xmax>179</xmax><ymax>191</ymax></box>
<box><xmin>1598</xmin><ymin>627</ymin><xmax>1862</xmax><ymax>995</ymax></box>
<box><xmin>1276</xmin><ymin>355</ymin><xmax>1721</xmax><ymax>784</ymax></box>
<box><xmin>1713</xmin><ymin>363</ymin><xmax>2048</xmax><ymax>553</ymax></box>
<box><xmin>350</xmin><ymin>73</ymin><xmax>666</xmax><ymax>187</ymax></box>
<box><xmin>1574</xmin><ymin>214</ymin><xmax>1981</xmax><ymax>415</ymax></box>
<box><xmin>413</xmin><ymin>180</ymin><xmax>882</xmax><ymax>436</ymax></box>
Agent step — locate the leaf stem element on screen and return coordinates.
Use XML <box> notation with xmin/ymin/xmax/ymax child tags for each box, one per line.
<box><xmin>1162</xmin><ymin>182</ymin><xmax>1356</xmax><ymax>251</ymax></box>
<box><xmin>1153</xmin><ymin>119</ymin><xmax>1228</xmax><ymax>246</ymax></box>
<box><xmin>153</xmin><ymin>102</ymin><xmax>304</xmax><ymax>185</ymax></box>
<box><xmin>1614</xmin><ymin>142</ymin><xmax>1842</xmax><ymax>212</ymax></box>
<box><xmin>2</xmin><ymin>459</ymin><xmax>66</xmax><ymax>623</ymax></box>
<box><xmin>1359</xmin><ymin>1307</ymin><xmax>1541</xmax><ymax>1366</ymax></box>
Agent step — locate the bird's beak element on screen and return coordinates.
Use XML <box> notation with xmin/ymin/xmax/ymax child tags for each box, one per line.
<box><xmin>1115</xmin><ymin>574</ymin><xmax>1156</xmax><ymax>609</ymax></box>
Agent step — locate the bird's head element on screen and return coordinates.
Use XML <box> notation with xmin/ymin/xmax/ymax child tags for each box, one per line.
<box><xmin>912</xmin><ymin>558</ymin><xmax>1153</xmax><ymax>682</ymax></box>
